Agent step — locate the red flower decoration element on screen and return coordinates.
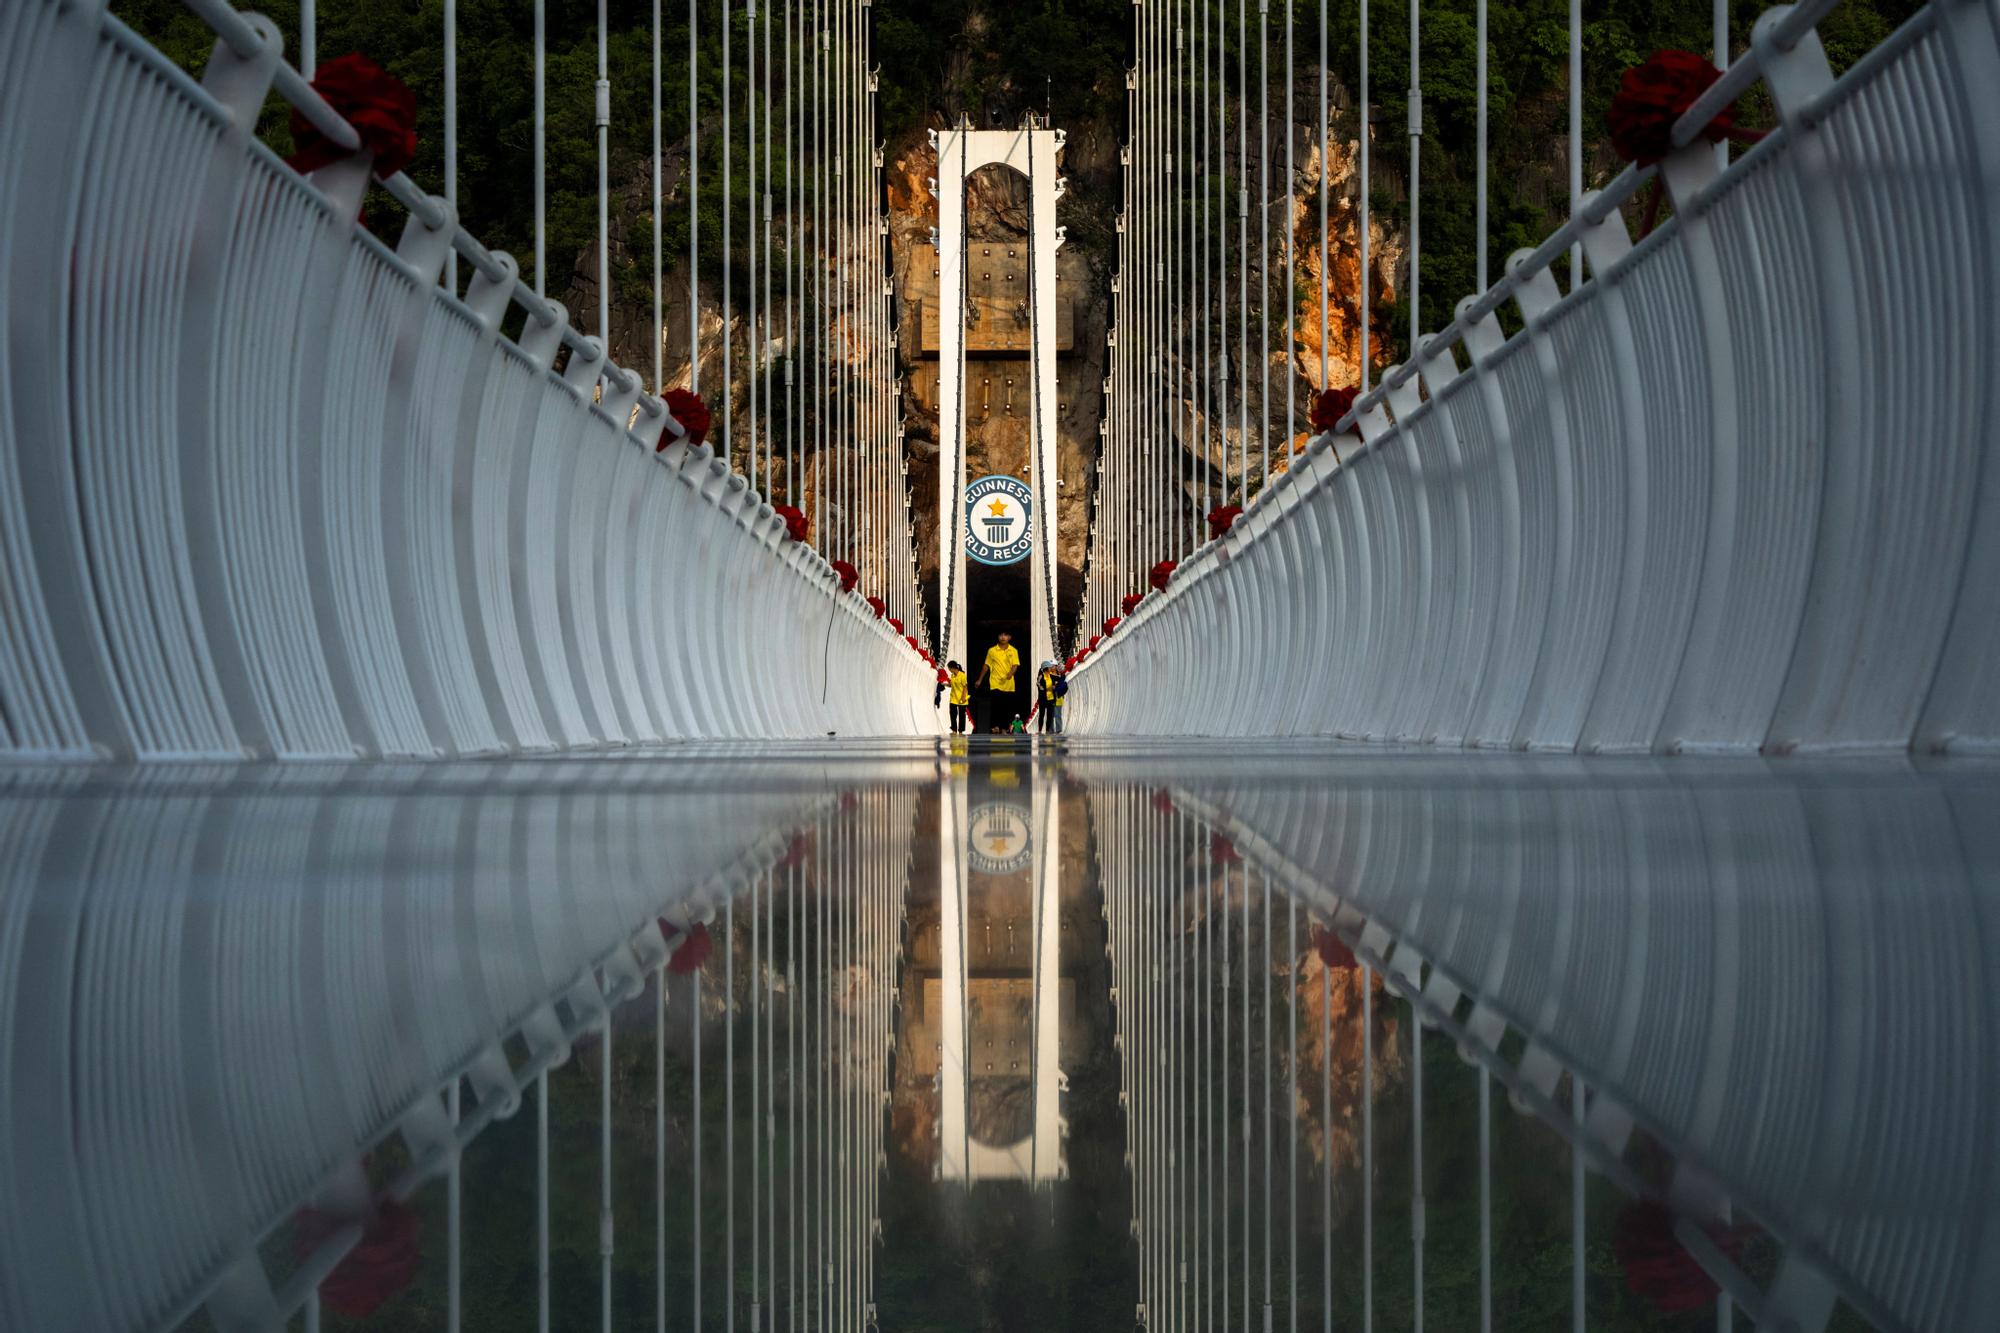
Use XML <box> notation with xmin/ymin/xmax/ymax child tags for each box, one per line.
<box><xmin>830</xmin><ymin>560</ymin><xmax>859</xmax><ymax>593</ymax></box>
<box><xmin>774</xmin><ymin>504</ymin><xmax>810</xmax><ymax>542</ymax></box>
<box><xmin>1206</xmin><ymin>504</ymin><xmax>1243</xmax><ymax>539</ymax></box>
<box><xmin>1310</xmin><ymin>386</ymin><xmax>1359</xmax><ymax>434</ymax></box>
<box><xmin>1121</xmin><ymin>593</ymin><xmax>1145</xmax><ymax>616</ymax></box>
<box><xmin>1210</xmin><ymin>833</ymin><xmax>1241</xmax><ymax>864</ymax></box>
<box><xmin>888</xmin><ymin>617</ymin><xmax>904</xmax><ymax>635</ymax></box>
<box><xmin>777</xmin><ymin>833</ymin><xmax>814</xmax><ymax>868</ymax></box>
<box><xmin>1101</xmin><ymin>616</ymin><xmax>1121</xmax><ymax>635</ymax></box>
<box><xmin>293</xmin><ymin>1197</ymin><xmax>423</xmax><ymax>1318</ymax></box>
<box><xmin>666</xmin><ymin>922</ymin><xmax>713</xmax><ymax>974</ymax></box>
<box><xmin>1613</xmin><ymin>1201</ymin><xmax>1749</xmax><ymax>1313</ymax></box>
<box><xmin>936</xmin><ymin>667</ymin><xmax>951</xmax><ymax>684</ymax></box>
<box><xmin>1088</xmin><ymin>634</ymin><xmax>1102</xmax><ymax>651</ymax></box>
<box><xmin>1608</xmin><ymin>49</ymin><xmax>1751</xmax><ymax>166</ymax></box>
<box><xmin>1150</xmin><ymin>789</ymin><xmax>1175</xmax><ymax>813</ymax></box>
<box><xmin>663</xmin><ymin>388</ymin><xmax>712</xmax><ymax>447</ymax></box>
<box><xmin>1149</xmin><ymin>559</ymin><xmax>1178</xmax><ymax>591</ymax></box>
<box><xmin>866</xmin><ymin>596</ymin><xmax>886</xmax><ymax>618</ymax></box>
<box><xmin>904</xmin><ymin>635</ymin><xmax>921</xmax><ymax>652</ymax></box>
<box><xmin>1311</xmin><ymin>925</ymin><xmax>1358</xmax><ymax>971</ymax></box>
<box><xmin>286</xmin><ymin>54</ymin><xmax>418</xmax><ymax>179</ymax></box>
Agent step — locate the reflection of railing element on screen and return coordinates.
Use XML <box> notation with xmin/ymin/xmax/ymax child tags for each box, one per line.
<box><xmin>0</xmin><ymin>0</ymin><xmax>930</xmax><ymax>759</ymax></box>
<box><xmin>1072</xmin><ymin>0</ymin><xmax>2000</xmax><ymax>753</ymax></box>
<box><xmin>1119</xmin><ymin>762</ymin><xmax>2000</xmax><ymax>1333</ymax></box>
<box><xmin>0</xmin><ymin>764</ymin><xmax>917</xmax><ymax>1331</ymax></box>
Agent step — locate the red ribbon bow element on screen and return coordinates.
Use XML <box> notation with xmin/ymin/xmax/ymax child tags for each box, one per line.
<box><xmin>664</xmin><ymin>921</ymin><xmax>713</xmax><ymax>974</ymax></box>
<box><xmin>286</xmin><ymin>54</ymin><xmax>419</xmax><ymax>179</ymax></box>
<box><xmin>292</xmin><ymin>1196</ymin><xmax>423</xmax><ymax>1318</ymax></box>
<box><xmin>1309</xmin><ymin>385</ymin><xmax>1358</xmax><ymax>434</ymax></box>
<box><xmin>663</xmin><ymin>388</ymin><xmax>712</xmax><ymax>447</ymax></box>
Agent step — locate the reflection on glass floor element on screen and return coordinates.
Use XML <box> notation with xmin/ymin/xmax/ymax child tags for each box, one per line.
<box><xmin>0</xmin><ymin>743</ymin><xmax>1994</xmax><ymax>1331</ymax></box>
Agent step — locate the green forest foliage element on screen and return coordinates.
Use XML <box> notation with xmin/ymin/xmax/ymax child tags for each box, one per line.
<box><xmin>115</xmin><ymin>0</ymin><xmax>1924</xmax><ymax>363</ymax></box>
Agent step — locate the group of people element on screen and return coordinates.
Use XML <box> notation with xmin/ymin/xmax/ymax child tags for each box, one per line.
<box><xmin>935</xmin><ymin>631</ymin><xmax>1067</xmax><ymax>735</ymax></box>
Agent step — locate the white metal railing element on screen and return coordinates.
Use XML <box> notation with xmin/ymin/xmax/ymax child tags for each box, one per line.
<box><xmin>1071</xmin><ymin>0</ymin><xmax>2000</xmax><ymax>752</ymax></box>
<box><xmin>0</xmin><ymin>760</ymin><xmax>831</xmax><ymax>1331</ymax></box>
<box><xmin>0</xmin><ymin>0</ymin><xmax>932</xmax><ymax>759</ymax></box>
<box><xmin>1087</xmin><ymin>760</ymin><xmax>2000</xmax><ymax>1333</ymax></box>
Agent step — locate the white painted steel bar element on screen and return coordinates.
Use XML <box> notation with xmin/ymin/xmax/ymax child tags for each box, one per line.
<box><xmin>0</xmin><ymin>0</ymin><xmax>935</xmax><ymax>757</ymax></box>
<box><xmin>1070</xmin><ymin>0</ymin><xmax>2000</xmax><ymax>755</ymax></box>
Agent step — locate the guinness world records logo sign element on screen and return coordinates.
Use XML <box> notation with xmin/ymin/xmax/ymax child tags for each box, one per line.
<box><xmin>966</xmin><ymin>802</ymin><xmax>1033</xmax><ymax>874</ymax></box>
<box><xmin>964</xmin><ymin>475</ymin><xmax>1033</xmax><ymax>566</ymax></box>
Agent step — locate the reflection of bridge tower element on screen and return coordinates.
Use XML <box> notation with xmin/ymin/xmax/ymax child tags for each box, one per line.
<box><xmin>930</xmin><ymin>120</ymin><xmax>1066</xmax><ymax>672</ymax></box>
<box><xmin>935</xmin><ymin>773</ymin><xmax>1068</xmax><ymax>1183</ymax></box>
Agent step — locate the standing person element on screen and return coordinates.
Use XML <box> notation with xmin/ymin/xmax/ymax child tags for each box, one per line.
<box><xmin>972</xmin><ymin>631</ymin><xmax>1021</xmax><ymax>732</ymax></box>
<box><xmin>1029</xmin><ymin>660</ymin><xmax>1066</xmax><ymax>734</ymax></box>
<box><xmin>935</xmin><ymin>660</ymin><xmax>971</xmax><ymax>734</ymax></box>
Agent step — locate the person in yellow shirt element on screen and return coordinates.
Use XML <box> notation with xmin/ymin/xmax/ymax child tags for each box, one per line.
<box><xmin>934</xmin><ymin>660</ymin><xmax>971</xmax><ymax>734</ymax></box>
<box><xmin>972</xmin><ymin>632</ymin><xmax>1020</xmax><ymax>732</ymax></box>
<box><xmin>1028</xmin><ymin>660</ymin><xmax>1066</xmax><ymax>734</ymax></box>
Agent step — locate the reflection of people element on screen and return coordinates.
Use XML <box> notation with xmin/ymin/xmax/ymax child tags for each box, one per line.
<box><xmin>1028</xmin><ymin>660</ymin><xmax>1065</xmax><ymax>734</ymax></box>
<box><xmin>935</xmin><ymin>660</ymin><xmax>970</xmax><ymax>733</ymax></box>
<box><xmin>972</xmin><ymin>632</ymin><xmax>1020</xmax><ymax>731</ymax></box>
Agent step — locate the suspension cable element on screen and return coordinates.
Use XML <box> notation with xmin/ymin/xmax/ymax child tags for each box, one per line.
<box><xmin>689</xmin><ymin>0</ymin><xmax>700</xmax><ymax>389</ymax></box>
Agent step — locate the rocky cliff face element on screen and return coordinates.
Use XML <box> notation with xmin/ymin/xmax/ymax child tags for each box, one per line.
<box><xmin>561</xmin><ymin>66</ymin><xmax>1406</xmax><ymax>642</ymax></box>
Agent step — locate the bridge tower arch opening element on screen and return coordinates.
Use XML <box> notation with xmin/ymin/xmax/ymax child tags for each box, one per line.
<box><xmin>930</xmin><ymin>118</ymin><xmax>1068</xmax><ymax>680</ymax></box>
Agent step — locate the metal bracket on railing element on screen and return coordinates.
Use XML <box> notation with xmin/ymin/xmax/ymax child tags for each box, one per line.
<box><xmin>520</xmin><ymin>299</ymin><xmax>569</xmax><ymax>372</ymax></box>
<box><xmin>1574</xmin><ymin>194</ymin><xmax>1634</xmax><ymax>283</ymax></box>
<box><xmin>465</xmin><ymin>251</ymin><xmax>521</xmax><ymax>330</ymax></box>
<box><xmin>632</xmin><ymin>395</ymin><xmax>670</xmax><ymax>450</ymax></box>
<box><xmin>600</xmin><ymin>363</ymin><xmax>642</xmax><ymax>425</ymax></box>
<box><xmin>1454</xmin><ymin>294</ymin><xmax>1507</xmax><ymax>372</ymax></box>
<box><xmin>1506</xmin><ymin>249</ymin><xmax>1564</xmax><ymax>325</ymax></box>
<box><xmin>562</xmin><ymin>335</ymin><xmax>608</xmax><ymax>396</ymax></box>
<box><xmin>394</xmin><ymin>194</ymin><xmax>458</xmax><ymax>287</ymax></box>
<box><xmin>1759</xmin><ymin>6</ymin><xmax>1839</xmax><ymax>129</ymax></box>
<box><xmin>198</xmin><ymin>11</ymin><xmax>281</xmax><ymax>131</ymax></box>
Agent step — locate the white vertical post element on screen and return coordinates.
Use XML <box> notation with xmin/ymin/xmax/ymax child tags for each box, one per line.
<box><xmin>937</xmin><ymin>770</ymin><xmax>969</xmax><ymax>1179</ymax></box>
<box><xmin>689</xmin><ymin>0</ymin><xmax>701</xmax><ymax>386</ymax></box>
<box><xmin>539</xmin><ymin>1072</ymin><xmax>551</xmax><ymax>1333</ymax></box>
<box><xmin>654</xmin><ymin>0</ymin><xmax>663</xmax><ymax>388</ymax></box>
<box><xmin>1479</xmin><ymin>1071</ymin><xmax>1492</xmax><ymax>1333</ymax></box>
<box><xmin>934</xmin><ymin>127</ymin><xmax>969</xmax><ymax>668</ymax></box>
<box><xmin>1032</xmin><ymin>772</ymin><xmax>1064</xmax><ymax>1183</ymax></box>
<box><xmin>1572</xmin><ymin>1077</ymin><xmax>1586</xmax><ymax>1332</ymax></box>
<box><xmin>596</xmin><ymin>0</ymin><xmax>610</xmax><ymax>344</ymax></box>
<box><xmin>534</xmin><ymin>0</ymin><xmax>546</xmax><ymax>298</ymax></box>
<box><xmin>1476</xmin><ymin>0</ymin><xmax>1486</xmax><ymax>291</ymax></box>
<box><xmin>1568</xmin><ymin>0</ymin><xmax>1582</xmax><ymax>284</ymax></box>
<box><xmin>602</xmin><ymin>1014</ymin><xmax>615</xmax><ymax>1333</ymax></box>
<box><xmin>448</xmin><ymin>1080</ymin><xmax>462</xmax><ymax>1332</ymax></box>
<box><xmin>658</xmin><ymin>974</ymin><xmax>668</xmax><ymax>1333</ymax></box>
<box><xmin>1029</xmin><ymin>128</ymin><xmax>1062</xmax><ymax>674</ymax></box>
<box><xmin>1362</xmin><ymin>966</ymin><xmax>1373</xmax><ymax>1333</ymax></box>
<box><xmin>1358</xmin><ymin>0</ymin><xmax>1370</xmax><ymax>390</ymax></box>
<box><xmin>1411</xmin><ymin>1010</ymin><xmax>1423</xmax><ymax>1332</ymax></box>
<box><xmin>444</xmin><ymin>0</ymin><xmax>457</xmax><ymax>293</ymax></box>
<box><xmin>1408</xmin><ymin>0</ymin><xmax>1421</xmax><ymax>351</ymax></box>
<box><xmin>300</xmin><ymin>0</ymin><xmax>314</xmax><ymax>76</ymax></box>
